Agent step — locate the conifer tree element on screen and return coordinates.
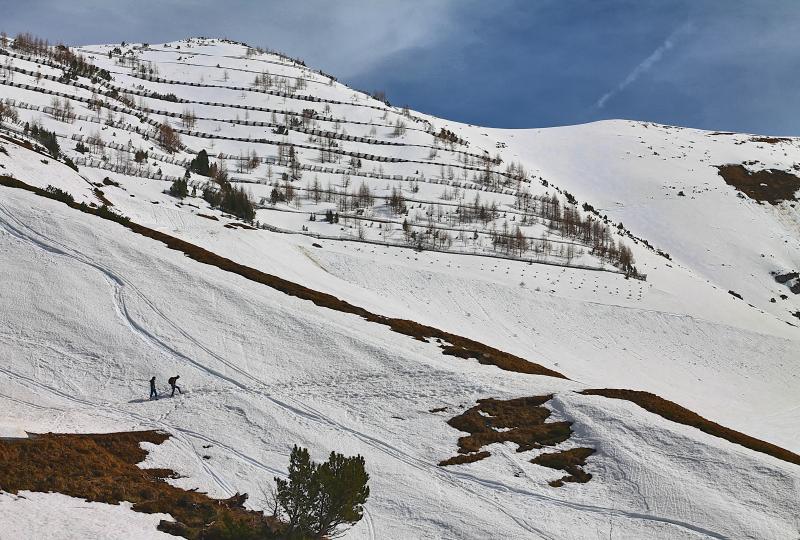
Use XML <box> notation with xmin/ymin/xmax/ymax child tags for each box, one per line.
<box><xmin>169</xmin><ymin>176</ymin><xmax>188</xmax><ymax>198</ymax></box>
<box><xmin>190</xmin><ymin>149</ymin><xmax>210</xmax><ymax>176</ymax></box>
<box><xmin>274</xmin><ymin>445</ymin><xmax>369</xmax><ymax>539</ymax></box>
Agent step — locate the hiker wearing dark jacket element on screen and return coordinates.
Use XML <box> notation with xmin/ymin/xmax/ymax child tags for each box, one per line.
<box><xmin>168</xmin><ymin>375</ymin><xmax>182</xmax><ymax>396</ymax></box>
<box><xmin>149</xmin><ymin>376</ymin><xmax>158</xmax><ymax>400</ymax></box>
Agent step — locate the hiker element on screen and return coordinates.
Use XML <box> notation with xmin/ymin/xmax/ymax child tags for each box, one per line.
<box><xmin>168</xmin><ymin>375</ymin><xmax>182</xmax><ymax>397</ymax></box>
<box><xmin>149</xmin><ymin>376</ymin><xmax>158</xmax><ymax>400</ymax></box>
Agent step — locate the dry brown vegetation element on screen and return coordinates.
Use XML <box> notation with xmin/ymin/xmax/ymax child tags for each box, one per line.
<box><xmin>531</xmin><ymin>447</ymin><xmax>594</xmax><ymax>487</ymax></box>
<box><xmin>445</xmin><ymin>396</ymin><xmax>571</xmax><ymax>454</ymax></box>
<box><xmin>0</xmin><ymin>133</ymin><xmax>40</xmax><ymax>154</ymax></box>
<box><xmin>750</xmin><ymin>136</ymin><xmax>792</xmax><ymax>145</ymax></box>
<box><xmin>439</xmin><ymin>451</ymin><xmax>491</xmax><ymax>466</ymax></box>
<box><xmin>581</xmin><ymin>389</ymin><xmax>800</xmax><ymax>466</ymax></box>
<box><xmin>157</xmin><ymin>121</ymin><xmax>182</xmax><ymax>154</ymax></box>
<box><xmin>716</xmin><ymin>164</ymin><xmax>800</xmax><ymax>204</ymax></box>
<box><xmin>93</xmin><ymin>187</ymin><xmax>113</xmax><ymax>206</ymax></box>
<box><xmin>0</xmin><ymin>175</ymin><xmax>566</xmax><ymax>380</ymax></box>
<box><xmin>0</xmin><ymin>431</ymin><xmax>278</xmax><ymax>539</ymax></box>
<box><xmin>439</xmin><ymin>396</ymin><xmax>593</xmax><ymax>487</ymax></box>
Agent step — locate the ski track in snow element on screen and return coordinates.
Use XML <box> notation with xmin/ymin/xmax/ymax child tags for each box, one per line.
<box><xmin>0</xmin><ymin>40</ymin><xmax>797</xmax><ymax>539</ymax></box>
<box><xmin>0</xmin><ymin>201</ymin><xmax>735</xmax><ymax>539</ymax></box>
<box><xmin>0</xmin><ymin>201</ymin><xmax>384</xmax><ymax>536</ymax></box>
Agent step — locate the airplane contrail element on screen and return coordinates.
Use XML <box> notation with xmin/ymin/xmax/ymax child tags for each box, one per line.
<box><xmin>596</xmin><ymin>20</ymin><xmax>694</xmax><ymax>109</ymax></box>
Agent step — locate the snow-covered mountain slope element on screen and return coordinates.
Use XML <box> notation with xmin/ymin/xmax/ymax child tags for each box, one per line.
<box><xmin>1</xmin><ymin>37</ymin><xmax>799</xmax><ymax>539</ymax></box>
<box><xmin>2</xmin><ymin>151</ymin><xmax>798</xmax><ymax>540</ymax></box>
<box><xmin>500</xmin><ymin>121</ymin><xmax>800</xmax><ymax>324</ymax></box>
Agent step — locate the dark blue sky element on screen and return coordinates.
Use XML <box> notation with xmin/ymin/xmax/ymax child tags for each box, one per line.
<box><xmin>2</xmin><ymin>0</ymin><xmax>798</xmax><ymax>135</ymax></box>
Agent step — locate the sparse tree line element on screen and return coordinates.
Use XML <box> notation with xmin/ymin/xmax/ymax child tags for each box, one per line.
<box><xmin>0</xmin><ymin>55</ymin><xmax>14</xmax><ymax>80</ymax></box>
<box><xmin>49</xmin><ymin>96</ymin><xmax>76</xmax><ymax>123</ymax></box>
<box><xmin>347</xmin><ymin>208</ymin><xmax>634</xmax><ymax>273</ymax></box>
<box><xmin>252</xmin><ymin>70</ymin><xmax>308</xmax><ymax>94</ymax></box>
<box><xmin>436</xmin><ymin>127</ymin><xmax>466</xmax><ymax>146</ymax></box>
<box><xmin>370</xmin><ymin>89</ymin><xmax>390</xmax><ymax>106</ymax></box>
<box><xmin>156</xmin><ymin>121</ymin><xmax>182</xmax><ymax>153</ymax></box>
<box><xmin>274</xmin><ymin>175</ymin><xmax>638</xmax><ymax>274</ymax></box>
<box><xmin>235</xmin><ymin>148</ymin><xmax>261</xmax><ymax>173</ymax></box>
<box><xmin>4</xmin><ymin>33</ymin><xmax>464</xmax><ymax>167</ymax></box>
<box><xmin>180</xmin><ymin>108</ymin><xmax>197</xmax><ymax>129</ymax></box>
<box><xmin>2</xmin><ymin>31</ymin><xmax>640</xmax><ymax>276</ymax></box>
<box><xmin>390</xmin><ymin>118</ymin><xmax>407</xmax><ymax>138</ymax></box>
<box><xmin>53</xmin><ymin>88</ymin><xmax>508</xmax><ymax>183</ymax></box>
<box><xmin>7</xmin><ymin>32</ymin><xmax>110</xmax><ymax>82</ymax></box>
<box><xmin>0</xmin><ymin>98</ymin><xmax>19</xmax><ymax>124</ymax></box>
<box><xmin>10</xmin><ymin>70</ymin><xmax>499</xmax><ymax>177</ymax></box>
<box><xmin>10</xmin><ymin>87</ymin><xmax>637</xmax><ymax>274</ymax></box>
<box><xmin>276</xmin><ymin>142</ymin><xmax>303</xmax><ymax>181</ymax></box>
<box><xmin>318</xmin><ymin>135</ymin><xmax>340</xmax><ymax>164</ymax></box>
<box><xmin>267</xmin><ymin>174</ymin><xmax>375</xmax><ymax>213</ymax></box>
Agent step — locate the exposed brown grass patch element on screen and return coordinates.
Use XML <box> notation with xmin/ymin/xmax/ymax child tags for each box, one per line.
<box><xmin>440</xmin><ymin>396</ymin><xmax>595</xmax><ymax>485</ymax></box>
<box><xmin>581</xmin><ymin>389</ymin><xmax>800</xmax><ymax>467</ymax></box>
<box><xmin>438</xmin><ymin>451</ymin><xmax>490</xmax><ymax>466</ymax></box>
<box><xmin>439</xmin><ymin>396</ymin><xmax>593</xmax><ymax>486</ymax></box>
<box><xmin>531</xmin><ymin>447</ymin><xmax>594</xmax><ymax>487</ymax></box>
<box><xmin>0</xmin><ymin>175</ymin><xmax>565</xmax><ymax>380</ymax></box>
<box><xmin>0</xmin><ymin>134</ymin><xmax>35</xmax><ymax>152</ymax></box>
<box><xmin>93</xmin><ymin>187</ymin><xmax>113</xmax><ymax>206</ymax></box>
<box><xmin>445</xmin><ymin>396</ymin><xmax>572</xmax><ymax>454</ymax></box>
<box><xmin>196</xmin><ymin>213</ymin><xmax>219</xmax><ymax>221</ymax></box>
<box><xmin>0</xmin><ymin>430</ymin><xmax>278</xmax><ymax>539</ymax></box>
<box><xmin>750</xmin><ymin>136</ymin><xmax>792</xmax><ymax>145</ymax></box>
<box><xmin>716</xmin><ymin>164</ymin><xmax>800</xmax><ymax>204</ymax></box>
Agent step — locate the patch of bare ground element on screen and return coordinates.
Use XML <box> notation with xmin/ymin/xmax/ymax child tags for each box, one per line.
<box><xmin>531</xmin><ymin>448</ymin><xmax>595</xmax><ymax>487</ymax></box>
<box><xmin>750</xmin><ymin>136</ymin><xmax>792</xmax><ymax>144</ymax></box>
<box><xmin>439</xmin><ymin>396</ymin><xmax>594</xmax><ymax>486</ymax></box>
<box><xmin>445</xmin><ymin>396</ymin><xmax>571</xmax><ymax>454</ymax></box>
<box><xmin>581</xmin><ymin>389</ymin><xmax>800</xmax><ymax>466</ymax></box>
<box><xmin>716</xmin><ymin>164</ymin><xmax>800</xmax><ymax>204</ymax></box>
<box><xmin>0</xmin><ymin>133</ymin><xmax>35</xmax><ymax>153</ymax></box>
<box><xmin>0</xmin><ymin>430</ymin><xmax>279</xmax><ymax>539</ymax></box>
<box><xmin>196</xmin><ymin>213</ymin><xmax>219</xmax><ymax>221</ymax></box>
<box><xmin>93</xmin><ymin>187</ymin><xmax>113</xmax><ymax>206</ymax></box>
<box><xmin>0</xmin><ymin>175</ymin><xmax>566</xmax><ymax>380</ymax></box>
<box><xmin>439</xmin><ymin>451</ymin><xmax>490</xmax><ymax>466</ymax></box>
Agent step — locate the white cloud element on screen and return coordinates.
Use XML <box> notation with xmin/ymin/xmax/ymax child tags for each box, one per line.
<box><xmin>250</xmin><ymin>0</ymin><xmax>467</xmax><ymax>79</ymax></box>
<box><xmin>595</xmin><ymin>20</ymin><xmax>694</xmax><ymax>109</ymax></box>
<box><xmin>11</xmin><ymin>0</ymin><xmax>468</xmax><ymax>80</ymax></box>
